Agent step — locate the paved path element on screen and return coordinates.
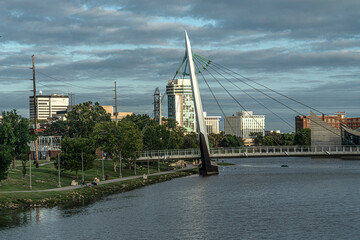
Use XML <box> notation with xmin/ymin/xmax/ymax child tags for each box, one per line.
<box><xmin>1</xmin><ymin>165</ymin><xmax>197</xmax><ymax>193</ymax></box>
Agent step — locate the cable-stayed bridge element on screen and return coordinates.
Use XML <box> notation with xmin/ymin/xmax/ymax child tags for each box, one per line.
<box><xmin>137</xmin><ymin>145</ymin><xmax>360</xmax><ymax>162</ymax></box>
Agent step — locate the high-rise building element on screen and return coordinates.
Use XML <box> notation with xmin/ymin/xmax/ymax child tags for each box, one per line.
<box><xmin>204</xmin><ymin>112</ymin><xmax>221</xmax><ymax>134</ymax></box>
<box><xmin>224</xmin><ymin>111</ymin><xmax>265</xmax><ymax>138</ymax></box>
<box><xmin>29</xmin><ymin>94</ymin><xmax>69</xmax><ymax>120</ymax></box>
<box><xmin>166</xmin><ymin>79</ymin><xmax>196</xmax><ymax>132</ymax></box>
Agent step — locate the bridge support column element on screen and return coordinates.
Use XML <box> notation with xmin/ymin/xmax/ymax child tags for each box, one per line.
<box><xmin>185</xmin><ymin>31</ymin><xmax>218</xmax><ymax>176</ymax></box>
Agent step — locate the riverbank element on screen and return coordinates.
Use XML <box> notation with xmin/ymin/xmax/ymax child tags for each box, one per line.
<box><xmin>0</xmin><ymin>168</ymin><xmax>198</xmax><ymax>210</ymax></box>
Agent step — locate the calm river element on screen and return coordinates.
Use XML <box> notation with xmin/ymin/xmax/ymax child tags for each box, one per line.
<box><xmin>1</xmin><ymin>157</ymin><xmax>360</xmax><ymax>239</ymax></box>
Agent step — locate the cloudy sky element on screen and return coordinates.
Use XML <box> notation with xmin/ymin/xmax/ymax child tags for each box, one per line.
<box><xmin>0</xmin><ymin>0</ymin><xmax>359</xmax><ymax>132</ymax></box>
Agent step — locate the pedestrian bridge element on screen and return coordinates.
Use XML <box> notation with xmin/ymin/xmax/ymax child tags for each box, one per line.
<box><xmin>137</xmin><ymin>145</ymin><xmax>360</xmax><ymax>161</ymax></box>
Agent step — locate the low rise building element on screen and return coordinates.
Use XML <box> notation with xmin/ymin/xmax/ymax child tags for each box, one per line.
<box><xmin>29</xmin><ymin>93</ymin><xmax>69</xmax><ymax>120</ymax></box>
<box><xmin>296</xmin><ymin>112</ymin><xmax>360</xmax><ymax>132</ymax></box>
<box><xmin>204</xmin><ymin>112</ymin><xmax>221</xmax><ymax>134</ymax></box>
<box><xmin>225</xmin><ymin>111</ymin><xmax>265</xmax><ymax>138</ymax></box>
<box><xmin>101</xmin><ymin>105</ymin><xmax>132</xmax><ymax>121</ymax></box>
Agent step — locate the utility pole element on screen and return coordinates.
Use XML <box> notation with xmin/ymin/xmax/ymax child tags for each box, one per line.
<box><xmin>114</xmin><ymin>81</ymin><xmax>118</xmax><ymax>122</ymax></box>
<box><xmin>69</xmin><ymin>92</ymin><xmax>74</xmax><ymax>106</ymax></box>
<box><xmin>32</xmin><ymin>55</ymin><xmax>39</xmax><ymax>168</ymax></box>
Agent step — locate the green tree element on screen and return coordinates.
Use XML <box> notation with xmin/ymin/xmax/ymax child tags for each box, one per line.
<box><xmin>264</xmin><ymin>135</ymin><xmax>275</xmax><ymax>146</ymax></box>
<box><xmin>294</xmin><ymin>128</ymin><xmax>311</xmax><ymax>146</ymax></box>
<box><xmin>92</xmin><ymin>121</ymin><xmax>122</xmax><ymax>172</ymax></box>
<box><xmin>0</xmin><ymin>147</ymin><xmax>12</xmax><ymax>187</ymax></box>
<box><xmin>250</xmin><ymin>132</ymin><xmax>264</xmax><ymax>146</ymax></box>
<box><xmin>56</xmin><ymin>137</ymin><xmax>96</xmax><ymax>179</ymax></box>
<box><xmin>118</xmin><ymin>118</ymin><xmax>143</xmax><ymax>169</ymax></box>
<box><xmin>123</xmin><ymin>114</ymin><xmax>152</xmax><ymax>131</ymax></box>
<box><xmin>43</xmin><ymin>120</ymin><xmax>68</xmax><ymax>137</ymax></box>
<box><xmin>67</xmin><ymin>101</ymin><xmax>111</xmax><ymax>138</ymax></box>
<box><xmin>0</xmin><ymin>110</ymin><xmax>36</xmax><ymax>169</ymax></box>
<box><xmin>208</xmin><ymin>133</ymin><xmax>224</xmax><ymax>148</ymax></box>
<box><xmin>282</xmin><ymin>133</ymin><xmax>295</xmax><ymax>146</ymax></box>
<box><xmin>143</xmin><ymin>123</ymin><xmax>168</xmax><ymax>150</ymax></box>
<box><xmin>219</xmin><ymin>135</ymin><xmax>244</xmax><ymax>147</ymax></box>
<box><xmin>163</xmin><ymin>119</ymin><xmax>184</xmax><ymax>149</ymax></box>
<box><xmin>182</xmin><ymin>132</ymin><xmax>199</xmax><ymax>149</ymax></box>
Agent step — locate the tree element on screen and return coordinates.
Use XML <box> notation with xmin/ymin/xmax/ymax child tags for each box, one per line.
<box><xmin>219</xmin><ymin>135</ymin><xmax>244</xmax><ymax>147</ymax></box>
<box><xmin>163</xmin><ymin>119</ymin><xmax>184</xmax><ymax>149</ymax></box>
<box><xmin>294</xmin><ymin>128</ymin><xmax>311</xmax><ymax>146</ymax></box>
<box><xmin>282</xmin><ymin>133</ymin><xmax>295</xmax><ymax>146</ymax></box>
<box><xmin>43</xmin><ymin>120</ymin><xmax>68</xmax><ymax>137</ymax></box>
<box><xmin>208</xmin><ymin>133</ymin><xmax>224</xmax><ymax>148</ymax></box>
<box><xmin>118</xmin><ymin>118</ymin><xmax>143</xmax><ymax>169</ymax></box>
<box><xmin>67</xmin><ymin>101</ymin><xmax>111</xmax><ymax>138</ymax></box>
<box><xmin>55</xmin><ymin>137</ymin><xmax>96</xmax><ymax>179</ymax></box>
<box><xmin>0</xmin><ymin>110</ymin><xmax>36</xmax><ymax>169</ymax></box>
<box><xmin>143</xmin><ymin>123</ymin><xmax>169</xmax><ymax>150</ymax></box>
<box><xmin>182</xmin><ymin>132</ymin><xmax>199</xmax><ymax>149</ymax></box>
<box><xmin>92</xmin><ymin>121</ymin><xmax>122</xmax><ymax>172</ymax></box>
<box><xmin>123</xmin><ymin>114</ymin><xmax>152</xmax><ymax>131</ymax></box>
<box><xmin>250</xmin><ymin>132</ymin><xmax>264</xmax><ymax>146</ymax></box>
<box><xmin>264</xmin><ymin>135</ymin><xmax>275</xmax><ymax>146</ymax></box>
<box><xmin>0</xmin><ymin>147</ymin><xmax>12</xmax><ymax>187</ymax></box>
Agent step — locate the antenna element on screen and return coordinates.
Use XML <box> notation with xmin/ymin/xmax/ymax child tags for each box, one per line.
<box><xmin>154</xmin><ymin>88</ymin><xmax>161</xmax><ymax>125</ymax></box>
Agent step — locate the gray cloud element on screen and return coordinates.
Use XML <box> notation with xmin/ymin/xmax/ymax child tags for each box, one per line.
<box><xmin>0</xmin><ymin>0</ymin><xmax>358</xmax><ymax>132</ymax></box>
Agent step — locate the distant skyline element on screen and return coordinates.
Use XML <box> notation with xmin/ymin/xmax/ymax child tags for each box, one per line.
<box><xmin>0</xmin><ymin>0</ymin><xmax>359</xmax><ymax>132</ymax></box>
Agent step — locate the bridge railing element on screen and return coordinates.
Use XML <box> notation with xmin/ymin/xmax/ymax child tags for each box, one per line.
<box><xmin>138</xmin><ymin>145</ymin><xmax>360</xmax><ymax>159</ymax></box>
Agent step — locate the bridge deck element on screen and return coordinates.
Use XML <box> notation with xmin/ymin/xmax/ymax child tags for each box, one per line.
<box><xmin>137</xmin><ymin>145</ymin><xmax>360</xmax><ymax>161</ymax></box>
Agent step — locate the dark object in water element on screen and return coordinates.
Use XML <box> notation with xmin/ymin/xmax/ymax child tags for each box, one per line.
<box><xmin>281</xmin><ymin>165</ymin><xmax>289</xmax><ymax>167</ymax></box>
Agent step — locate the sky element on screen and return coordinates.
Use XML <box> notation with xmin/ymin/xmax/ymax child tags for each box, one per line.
<box><xmin>0</xmin><ymin>0</ymin><xmax>359</xmax><ymax>132</ymax></box>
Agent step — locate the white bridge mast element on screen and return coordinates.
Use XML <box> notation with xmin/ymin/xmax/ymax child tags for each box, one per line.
<box><xmin>185</xmin><ymin>31</ymin><xmax>218</xmax><ymax>175</ymax></box>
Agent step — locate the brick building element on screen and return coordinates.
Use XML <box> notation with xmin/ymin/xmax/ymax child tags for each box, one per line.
<box><xmin>296</xmin><ymin>112</ymin><xmax>360</xmax><ymax>133</ymax></box>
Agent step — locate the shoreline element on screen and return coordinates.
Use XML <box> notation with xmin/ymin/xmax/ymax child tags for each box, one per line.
<box><xmin>0</xmin><ymin>168</ymin><xmax>198</xmax><ymax>210</ymax></box>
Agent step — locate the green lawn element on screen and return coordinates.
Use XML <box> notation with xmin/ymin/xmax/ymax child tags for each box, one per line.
<box><xmin>217</xmin><ymin>162</ymin><xmax>236</xmax><ymax>166</ymax></box>
<box><xmin>0</xmin><ymin>159</ymin><xmax>176</xmax><ymax>192</ymax></box>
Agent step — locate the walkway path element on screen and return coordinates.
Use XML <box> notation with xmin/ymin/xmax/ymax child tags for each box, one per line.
<box><xmin>2</xmin><ymin>165</ymin><xmax>197</xmax><ymax>193</ymax></box>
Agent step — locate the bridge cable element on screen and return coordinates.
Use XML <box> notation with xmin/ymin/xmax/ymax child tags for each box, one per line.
<box><xmin>195</xmin><ymin>54</ymin><xmax>348</xmax><ymax>124</ymax></box>
<box><xmin>194</xmin><ymin>56</ymin><xmax>281</xmax><ymax>146</ymax></box>
<box><xmin>194</xmin><ymin>55</ymin><xmax>349</xmax><ymax>143</ymax></box>
<box><xmin>195</xmin><ymin>55</ymin><xmax>294</xmax><ymax>130</ymax></box>
<box><xmin>193</xmin><ymin>56</ymin><xmax>239</xmax><ymax>139</ymax></box>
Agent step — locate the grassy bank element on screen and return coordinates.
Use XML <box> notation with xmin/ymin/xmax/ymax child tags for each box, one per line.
<box><xmin>0</xmin><ymin>159</ymin><xmax>176</xmax><ymax>192</ymax></box>
<box><xmin>0</xmin><ymin>168</ymin><xmax>198</xmax><ymax>210</ymax></box>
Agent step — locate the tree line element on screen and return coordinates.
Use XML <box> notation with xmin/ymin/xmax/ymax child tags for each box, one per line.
<box><xmin>250</xmin><ymin>128</ymin><xmax>311</xmax><ymax>146</ymax></box>
<box><xmin>0</xmin><ymin>101</ymin><xmax>311</xmax><ymax>183</ymax></box>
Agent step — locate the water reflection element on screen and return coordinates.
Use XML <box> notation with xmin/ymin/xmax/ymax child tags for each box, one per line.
<box><xmin>1</xmin><ymin>157</ymin><xmax>360</xmax><ymax>239</ymax></box>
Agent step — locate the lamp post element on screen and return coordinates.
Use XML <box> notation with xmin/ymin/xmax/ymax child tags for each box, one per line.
<box><xmin>57</xmin><ymin>153</ymin><xmax>61</xmax><ymax>187</ymax></box>
<box><xmin>119</xmin><ymin>151</ymin><xmax>122</xmax><ymax>178</ymax></box>
<box><xmin>29</xmin><ymin>153</ymin><xmax>32</xmax><ymax>190</ymax></box>
<box><xmin>81</xmin><ymin>152</ymin><xmax>84</xmax><ymax>184</ymax></box>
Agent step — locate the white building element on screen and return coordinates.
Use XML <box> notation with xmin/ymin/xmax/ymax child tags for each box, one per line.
<box><xmin>29</xmin><ymin>94</ymin><xmax>69</xmax><ymax>120</ymax></box>
<box><xmin>225</xmin><ymin>111</ymin><xmax>265</xmax><ymax>138</ymax></box>
<box><xmin>167</xmin><ymin>79</ymin><xmax>196</xmax><ymax>132</ymax></box>
<box><xmin>204</xmin><ymin>112</ymin><xmax>221</xmax><ymax>134</ymax></box>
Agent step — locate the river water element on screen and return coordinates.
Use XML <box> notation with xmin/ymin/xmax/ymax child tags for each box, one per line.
<box><xmin>1</xmin><ymin>157</ymin><xmax>360</xmax><ymax>239</ymax></box>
